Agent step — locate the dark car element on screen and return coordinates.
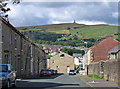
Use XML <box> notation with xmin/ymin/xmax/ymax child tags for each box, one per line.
<box><xmin>54</xmin><ymin>70</ymin><xmax>58</xmax><ymax>75</ymax></box>
<box><xmin>0</xmin><ymin>64</ymin><xmax>17</xmax><ymax>88</ymax></box>
<box><xmin>49</xmin><ymin>69</ymin><xmax>54</xmax><ymax>75</ymax></box>
<box><xmin>69</xmin><ymin>70</ymin><xmax>76</xmax><ymax>75</ymax></box>
<box><xmin>40</xmin><ymin>69</ymin><xmax>51</xmax><ymax>77</ymax></box>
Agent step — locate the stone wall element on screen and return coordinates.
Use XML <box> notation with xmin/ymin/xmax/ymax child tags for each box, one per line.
<box><xmin>88</xmin><ymin>59</ymin><xmax>119</xmax><ymax>83</ymax></box>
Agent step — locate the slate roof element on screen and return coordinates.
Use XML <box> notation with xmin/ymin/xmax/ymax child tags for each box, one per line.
<box><xmin>108</xmin><ymin>44</ymin><xmax>120</xmax><ymax>54</ymax></box>
<box><xmin>90</xmin><ymin>36</ymin><xmax>120</xmax><ymax>62</ymax></box>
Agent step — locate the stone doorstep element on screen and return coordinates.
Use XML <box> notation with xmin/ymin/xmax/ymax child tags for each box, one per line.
<box><xmin>78</xmin><ymin>75</ymin><xmax>118</xmax><ymax>88</ymax></box>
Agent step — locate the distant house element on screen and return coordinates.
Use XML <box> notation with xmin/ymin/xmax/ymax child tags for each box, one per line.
<box><xmin>42</xmin><ymin>44</ymin><xmax>62</xmax><ymax>55</ymax></box>
<box><xmin>73</xmin><ymin>53</ymin><xmax>83</xmax><ymax>66</ymax></box>
<box><xmin>89</xmin><ymin>36</ymin><xmax>120</xmax><ymax>63</ymax></box>
<box><xmin>83</xmin><ymin>50</ymin><xmax>90</xmax><ymax>68</ymax></box>
<box><xmin>83</xmin><ymin>36</ymin><xmax>120</xmax><ymax>75</ymax></box>
<box><xmin>108</xmin><ymin>44</ymin><xmax>120</xmax><ymax>60</ymax></box>
<box><xmin>48</xmin><ymin>53</ymin><xmax>74</xmax><ymax>73</ymax></box>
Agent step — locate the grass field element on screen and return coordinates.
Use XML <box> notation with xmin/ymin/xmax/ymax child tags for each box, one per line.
<box><xmin>70</xmin><ymin>25</ymin><xmax>118</xmax><ymax>39</ymax></box>
<box><xmin>16</xmin><ymin>23</ymin><xmax>118</xmax><ymax>40</ymax></box>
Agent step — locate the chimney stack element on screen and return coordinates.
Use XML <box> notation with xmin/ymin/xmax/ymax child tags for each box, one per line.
<box><xmin>101</xmin><ymin>35</ymin><xmax>113</xmax><ymax>41</ymax></box>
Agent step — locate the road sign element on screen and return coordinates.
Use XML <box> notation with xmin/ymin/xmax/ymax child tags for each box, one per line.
<box><xmin>92</xmin><ymin>51</ymin><xmax>94</xmax><ymax>61</ymax></box>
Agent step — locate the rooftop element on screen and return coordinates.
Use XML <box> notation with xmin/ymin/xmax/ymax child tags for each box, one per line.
<box><xmin>108</xmin><ymin>44</ymin><xmax>120</xmax><ymax>54</ymax></box>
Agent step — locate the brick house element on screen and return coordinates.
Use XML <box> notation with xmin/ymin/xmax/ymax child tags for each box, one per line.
<box><xmin>48</xmin><ymin>53</ymin><xmax>74</xmax><ymax>73</ymax></box>
<box><xmin>89</xmin><ymin>36</ymin><xmax>119</xmax><ymax>63</ymax></box>
<box><xmin>0</xmin><ymin>17</ymin><xmax>47</xmax><ymax>78</ymax></box>
<box><xmin>83</xmin><ymin>36</ymin><xmax>119</xmax><ymax>75</ymax></box>
<box><xmin>87</xmin><ymin>43</ymin><xmax>120</xmax><ymax>82</ymax></box>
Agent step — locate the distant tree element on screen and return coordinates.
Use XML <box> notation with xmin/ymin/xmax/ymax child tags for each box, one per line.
<box><xmin>116</xmin><ymin>39</ymin><xmax>120</xmax><ymax>42</ymax></box>
<box><xmin>69</xmin><ymin>38</ymin><xmax>72</xmax><ymax>40</ymax></box>
<box><xmin>67</xmin><ymin>27</ymin><xmax>71</xmax><ymax>30</ymax></box>
<box><xmin>68</xmin><ymin>49</ymin><xmax>73</xmax><ymax>56</ymax></box>
<box><xmin>61</xmin><ymin>47</ymin><xmax>85</xmax><ymax>56</ymax></box>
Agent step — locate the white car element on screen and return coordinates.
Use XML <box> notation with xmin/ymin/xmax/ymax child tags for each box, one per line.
<box><xmin>69</xmin><ymin>70</ymin><xmax>76</xmax><ymax>75</ymax></box>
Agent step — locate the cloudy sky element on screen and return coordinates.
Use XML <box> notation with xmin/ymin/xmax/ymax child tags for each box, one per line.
<box><xmin>7</xmin><ymin>1</ymin><xmax>118</xmax><ymax>27</ymax></box>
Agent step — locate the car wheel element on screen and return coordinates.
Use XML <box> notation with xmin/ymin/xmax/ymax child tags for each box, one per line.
<box><xmin>12</xmin><ymin>80</ymin><xmax>16</xmax><ymax>88</ymax></box>
<box><xmin>40</xmin><ymin>75</ymin><xmax>42</xmax><ymax>77</ymax></box>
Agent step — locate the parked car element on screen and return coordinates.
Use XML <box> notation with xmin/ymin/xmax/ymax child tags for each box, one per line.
<box><xmin>40</xmin><ymin>69</ymin><xmax>51</xmax><ymax>77</ymax></box>
<box><xmin>0</xmin><ymin>64</ymin><xmax>17</xmax><ymax>88</ymax></box>
<box><xmin>49</xmin><ymin>69</ymin><xmax>54</xmax><ymax>75</ymax></box>
<box><xmin>69</xmin><ymin>70</ymin><xmax>76</xmax><ymax>75</ymax></box>
<box><xmin>54</xmin><ymin>70</ymin><xmax>58</xmax><ymax>75</ymax></box>
<box><xmin>76</xmin><ymin>70</ymin><xmax>80</xmax><ymax>73</ymax></box>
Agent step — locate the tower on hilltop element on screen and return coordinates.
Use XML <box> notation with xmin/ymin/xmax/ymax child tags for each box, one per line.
<box><xmin>73</xmin><ymin>20</ymin><xmax>77</xmax><ymax>24</ymax></box>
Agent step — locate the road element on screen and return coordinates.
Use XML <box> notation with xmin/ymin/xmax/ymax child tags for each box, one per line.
<box><xmin>15</xmin><ymin>74</ymin><xmax>91</xmax><ymax>89</ymax></box>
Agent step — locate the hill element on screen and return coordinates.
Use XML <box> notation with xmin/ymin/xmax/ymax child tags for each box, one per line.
<box><xmin>16</xmin><ymin>23</ymin><xmax>119</xmax><ymax>47</ymax></box>
<box><xmin>16</xmin><ymin>23</ymin><xmax>118</xmax><ymax>40</ymax></box>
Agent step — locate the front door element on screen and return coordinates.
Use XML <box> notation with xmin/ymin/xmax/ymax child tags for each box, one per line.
<box><xmin>67</xmin><ymin>66</ymin><xmax>70</xmax><ymax>73</ymax></box>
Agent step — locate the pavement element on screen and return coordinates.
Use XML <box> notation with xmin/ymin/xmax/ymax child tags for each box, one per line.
<box><xmin>76</xmin><ymin>74</ymin><xmax>120</xmax><ymax>89</ymax></box>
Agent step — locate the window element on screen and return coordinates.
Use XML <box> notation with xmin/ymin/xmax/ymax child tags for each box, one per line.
<box><xmin>0</xmin><ymin>65</ymin><xmax>8</xmax><ymax>72</ymax></box>
<box><xmin>5</xmin><ymin>55</ymin><xmax>8</xmax><ymax>60</ymax></box>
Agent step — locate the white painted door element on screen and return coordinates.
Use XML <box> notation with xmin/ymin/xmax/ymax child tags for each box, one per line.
<box><xmin>67</xmin><ymin>67</ymin><xmax>70</xmax><ymax>73</ymax></box>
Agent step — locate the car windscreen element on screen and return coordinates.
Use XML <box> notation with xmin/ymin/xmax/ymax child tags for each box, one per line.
<box><xmin>70</xmin><ymin>70</ymin><xmax>74</xmax><ymax>72</ymax></box>
<box><xmin>0</xmin><ymin>65</ymin><xmax>8</xmax><ymax>72</ymax></box>
<box><xmin>41</xmin><ymin>69</ymin><xmax>48</xmax><ymax>72</ymax></box>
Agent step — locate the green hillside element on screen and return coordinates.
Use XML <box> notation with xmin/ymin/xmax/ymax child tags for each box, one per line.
<box><xmin>16</xmin><ymin>23</ymin><xmax>118</xmax><ymax>39</ymax></box>
<box><xmin>16</xmin><ymin>23</ymin><xmax>119</xmax><ymax>47</ymax></box>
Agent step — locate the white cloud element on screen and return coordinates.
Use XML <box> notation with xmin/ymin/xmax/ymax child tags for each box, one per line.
<box><xmin>112</xmin><ymin>12</ymin><xmax>118</xmax><ymax>18</ymax></box>
<box><xmin>52</xmin><ymin>20</ymin><xmax>107</xmax><ymax>25</ymax></box>
<box><xmin>49</xmin><ymin>10</ymin><xmax>72</xmax><ymax>21</ymax></box>
<box><xmin>102</xmin><ymin>0</ymin><xmax>110</xmax><ymax>8</ymax></box>
<box><xmin>52</xmin><ymin>20</ymin><xmax>73</xmax><ymax>24</ymax></box>
<box><xmin>77</xmin><ymin>20</ymin><xmax>107</xmax><ymax>25</ymax></box>
<box><xmin>6</xmin><ymin>2</ymin><xmax>118</xmax><ymax>27</ymax></box>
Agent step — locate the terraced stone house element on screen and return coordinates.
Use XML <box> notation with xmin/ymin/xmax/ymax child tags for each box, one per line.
<box><xmin>0</xmin><ymin>17</ymin><xmax>47</xmax><ymax>78</ymax></box>
<box><xmin>48</xmin><ymin>53</ymin><xmax>74</xmax><ymax>73</ymax></box>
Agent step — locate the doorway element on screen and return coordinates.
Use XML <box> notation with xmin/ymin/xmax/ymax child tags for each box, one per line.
<box><xmin>67</xmin><ymin>66</ymin><xmax>70</xmax><ymax>73</ymax></box>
